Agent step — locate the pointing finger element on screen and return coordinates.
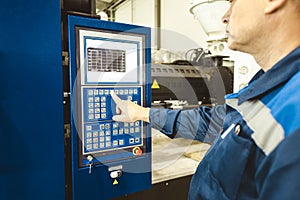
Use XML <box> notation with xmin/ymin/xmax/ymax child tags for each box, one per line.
<box><xmin>110</xmin><ymin>91</ymin><xmax>123</xmax><ymax>105</ymax></box>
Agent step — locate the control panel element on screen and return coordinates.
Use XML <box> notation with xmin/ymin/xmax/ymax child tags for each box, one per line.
<box><xmin>68</xmin><ymin>16</ymin><xmax>151</xmax><ymax>200</ymax></box>
<box><xmin>82</xmin><ymin>87</ymin><xmax>143</xmax><ymax>156</ymax></box>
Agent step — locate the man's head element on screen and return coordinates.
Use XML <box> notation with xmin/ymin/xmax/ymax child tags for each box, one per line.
<box><xmin>222</xmin><ymin>0</ymin><xmax>300</xmax><ymax>70</ymax></box>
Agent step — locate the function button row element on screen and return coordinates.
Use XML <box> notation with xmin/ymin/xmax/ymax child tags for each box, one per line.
<box><xmin>87</xmin><ymin>88</ymin><xmax>139</xmax><ymax>96</ymax></box>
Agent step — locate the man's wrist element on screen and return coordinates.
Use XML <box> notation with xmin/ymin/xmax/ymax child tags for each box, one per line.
<box><xmin>141</xmin><ymin>107</ymin><xmax>150</xmax><ymax>123</ymax></box>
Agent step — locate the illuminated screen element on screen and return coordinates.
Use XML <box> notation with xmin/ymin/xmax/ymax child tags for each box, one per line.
<box><xmin>78</xmin><ymin>29</ymin><xmax>144</xmax><ymax>84</ymax></box>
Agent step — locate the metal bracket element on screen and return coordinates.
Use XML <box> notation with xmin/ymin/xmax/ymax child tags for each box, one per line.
<box><xmin>64</xmin><ymin>124</ymin><xmax>71</xmax><ymax>139</ymax></box>
<box><xmin>62</xmin><ymin>51</ymin><xmax>69</xmax><ymax>67</ymax></box>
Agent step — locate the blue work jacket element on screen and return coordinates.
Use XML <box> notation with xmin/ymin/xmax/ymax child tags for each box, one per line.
<box><xmin>150</xmin><ymin>46</ymin><xmax>300</xmax><ymax>199</ymax></box>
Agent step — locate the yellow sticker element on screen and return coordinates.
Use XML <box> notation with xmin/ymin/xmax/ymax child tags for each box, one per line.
<box><xmin>151</xmin><ymin>79</ymin><xmax>160</xmax><ymax>89</ymax></box>
<box><xmin>113</xmin><ymin>179</ymin><xmax>119</xmax><ymax>185</ymax></box>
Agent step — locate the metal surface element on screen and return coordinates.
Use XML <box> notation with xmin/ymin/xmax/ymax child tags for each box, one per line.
<box><xmin>0</xmin><ymin>0</ymin><xmax>65</xmax><ymax>199</ymax></box>
<box><xmin>151</xmin><ymin>62</ymin><xmax>233</xmax><ymax>105</ymax></box>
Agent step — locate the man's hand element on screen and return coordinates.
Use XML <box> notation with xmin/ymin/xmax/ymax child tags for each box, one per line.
<box><xmin>110</xmin><ymin>91</ymin><xmax>150</xmax><ymax>123</ymax></box>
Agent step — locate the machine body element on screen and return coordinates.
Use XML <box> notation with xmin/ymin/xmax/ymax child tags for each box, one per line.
<box><xmin>68</xmin><ymin>16</ymin><xmax>152</xmax><ymax>200</ymax></box>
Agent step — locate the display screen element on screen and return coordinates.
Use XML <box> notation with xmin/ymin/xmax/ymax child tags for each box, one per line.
<box><xmin>87</xmin><ymin>47</ymin><xmax>126</xmax><ymax>72</ymax></box>
<box><xmin>78</xmin><ymin>29</ymin><xmax>144</xmax><ymax>84</ymax></box>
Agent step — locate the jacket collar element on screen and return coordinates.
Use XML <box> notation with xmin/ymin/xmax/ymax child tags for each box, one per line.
<box><xmin>228</xmin><ymin>46</ymin><xmax>300</xmax><ymax>105</ymax></box>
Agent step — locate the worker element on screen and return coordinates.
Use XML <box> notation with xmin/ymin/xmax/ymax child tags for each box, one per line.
<box><xmin>111</xmin><ymin>0</ymin><xmax>300</xmax><ymax>199</ymax></box>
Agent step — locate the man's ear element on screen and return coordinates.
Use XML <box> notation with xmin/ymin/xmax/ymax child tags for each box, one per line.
<box><xmin>264</xmin><ymin>0</ymin><xmax>287</xmax><ymax>14</ymax></box>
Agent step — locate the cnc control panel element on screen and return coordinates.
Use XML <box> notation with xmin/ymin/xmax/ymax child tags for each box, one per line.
<box><xmin>68</xmin><ymin>16</ymin><xmax>151</xmax><ymax>199</ymax></box>
<box><xmin>75</xmin><ymin>25</ymin><xmax>148</xmax><ymax>165</ymax></box>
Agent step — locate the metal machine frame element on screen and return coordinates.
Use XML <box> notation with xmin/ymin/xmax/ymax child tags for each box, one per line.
<box><xmin>68</xmin><ymin>15</ymin><xmax>152</xmax><ymax>200</ymax></box>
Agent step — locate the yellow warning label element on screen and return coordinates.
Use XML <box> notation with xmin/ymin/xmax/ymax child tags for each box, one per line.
<box><xmin>151</xmin><ymin>79</ymin><xmax>160</xmax><ymax>89</ymax></box>
<box><xmin>113</xmin><ymin>179</ymin><xmax>119</xmax><ymax>185</ymax></box>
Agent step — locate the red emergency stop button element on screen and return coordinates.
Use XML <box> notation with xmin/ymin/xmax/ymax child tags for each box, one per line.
<box><xmin>132</xmin><ymin>147</ymin><xmax>143</xmax><ymax>155</ymax></box>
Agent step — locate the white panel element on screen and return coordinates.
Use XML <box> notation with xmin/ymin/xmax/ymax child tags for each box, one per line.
<box><xmin>132</xmin><ymin>0</ymin><xmax>155</xmax><ymax>27</ymax></box>
<box><xmin>161</xmin><ymin>0</ymin><xmax>208</xmax><ymax>51</ymax></box>
<box><xmin>115</xmin><ymin>0</ymin><xmax>154</xmax><ymax>27</ymax></box>
<box><xmin>115</xmin><ymin>0</ymin><xmax>132</xmax><ymax>24</ymax></box>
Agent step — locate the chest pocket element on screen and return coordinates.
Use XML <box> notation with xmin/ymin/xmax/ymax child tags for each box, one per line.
<box><xmin>189</xmin><ymin>123</ymin><xmax>254</xmax><ymax>200</ymax></box>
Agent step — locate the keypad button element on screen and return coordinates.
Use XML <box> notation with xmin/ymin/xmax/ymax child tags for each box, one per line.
<box><xmin>100</xmin><ymin>143</ymin><xmax>104</xmax><ymax>148</ymax></box>
<box><xmin>88</xmin><ymin>114</ymin><xmax>94</xmax><ymax>119</ymax></box>
<box><xmin>94</xmin><ymin>97</ymin><xmax>100</xmax><ymax>102</ymax></box>
<box><xmin>113</xmin><ymin>123</ymin><xmax>118</xmax><ymax>128</ymax></box>
<box><xmin>86</xmin><ymin>132</ymin><xmax>92</xmax><ymax>138</ymax></box>
<box><xmin>95</xmin><ymin>103</ymin><xmax>100</xmax><ymax>108</ymax></box>
<box><xmin>93</xmin><ymin>143</ymin><xmax>99</xmax><ymax>149</ymax></box>
<box><xmin>93</xmin><ymin>138</ymin><xmax>99</xmax><ymax>143</ymax></box>
<box><xmin>86</xmin><ymin>144</ymin><xmax>92</xmax><ymax>150</ymax></box>
<box><xmin>129</xmin><ymin>138</ymin><xmax>134</xmax><ymax>144</ymax></box>
<box><xmin>86</xmin><ymin>126</ymin><xmax>92</xmax><ymax>131</ymax></box>
<box><xmin>99</xmin><ymin>90</ymin><xmax>104</xmax><ymax>95</ymax></box>
<box><xmin>105</xmin><ymin>130</ymin><xmax>111</xmax><ymax>135</ymax></box>
<box><xmin>119</xmin><ymin>129</ymin><xmax>124</xmax><ymax>135</ymax></box>
<box><xmin>88</xmin><ymin>109</ymin><xmax>94</xmax><ymax>114</ymax></box>
<box><xmin>95</xmin><ymin>114</ymin><xmax>100</xmax><ymax>119</ymax></box>
<box><xmin>88</xmin><ymin>90</ymin><xmax>93</xmax><ymax>96</ymax></box>
<box><xmin>113</xmin><ymin>130</ymin><xmax>118</xmax><ymax>135</ymax></box>
<box><xmin>99</xmin><ymin>131</ymin><xmax>105</xmax><ymax>136</ymax></box>
<box><xmin>106</xmin><ymin>142</ymin><xmax>111</xmax><ymax>147</ymax></box>
<box><xmin>130</xmin><ymin>128</ymin><xmax>134</xmax><ymax>133</ymax></box>
<box><xmin>93</xmin><ymin>90</ymin><xmax>98</xmax><ymax>95</ymax></box>
<box><xmin>113</xmin><ymin>140</ymin><xmax>118</xmax><ymax>146</ymax></box>
<box><xmin>93</xmin><ymin>131</ymin><xmax>99</xmax><ymax>137</ymax></box>
<box><xmin>88</xmin><ymin>97</ymin><xmax>94</xmax><ymax>102</ymax></box>
<box><xmin>99</xmin><ymin>124</ymin><xmax>105</xmax><ymax>129</ymax></box>
<box><xmin>86</xmin><ymin>139</ymin><xmax>92</xmax><ymax>144</ymax></box>
<box><xmin>88</xmin><ymin>103</ymin><xmax>94</xmax><ymax>108</ymax></box>
<box><xmin>119</xmin><ymin>139</ymin><xmax>124</xmax><ymax>145</ymax></box>
<box><xmin>99</xmin><ymin>137</ymin><xmax>105</xmax><ymax>142</ymax></box>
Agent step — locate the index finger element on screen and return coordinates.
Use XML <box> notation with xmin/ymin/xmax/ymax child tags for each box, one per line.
<box><xmin>110</xmin><ymin>91</ymin><xmax>123</xmax><ymax>105</ymax></box>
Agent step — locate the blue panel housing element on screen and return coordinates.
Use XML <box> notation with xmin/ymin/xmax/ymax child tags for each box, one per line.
<box><xmin>0</xmin><ymin>0</ymin><xmax>65</xmax><ymax>200</ymax></box>
<box><xmin>68</xmin><ymin>16</ymin><xmax>152</xmax><ymax>200</ymax></box>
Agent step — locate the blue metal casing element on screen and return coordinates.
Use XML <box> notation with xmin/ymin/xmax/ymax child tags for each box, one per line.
<box><xmin>0</xmin><ymin>0</ymin><xmax>65</xmax><ymax>199</ymax></box>
<box><xmin>68</xmin><ymin>16</ymin><xmax>152</xmax><ymax>200</ymax></box>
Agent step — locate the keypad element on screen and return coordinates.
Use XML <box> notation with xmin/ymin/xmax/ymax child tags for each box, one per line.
<box><xmin>82</xmin><ymin>87</ymin><xmax>143</xmax><ymax>154</ymax></box>
<box><xmin>83</xmin><ymin>121</ymin><xmax>142</xmax><ymax>153</ymax></box>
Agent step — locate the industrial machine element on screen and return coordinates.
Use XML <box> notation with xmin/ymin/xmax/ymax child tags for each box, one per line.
<box><xmin>1</xmin><ymin>1</ymin><xmax>151</xmax><ymax>200</ymax></box>
<box><xmin>151</xmin><ymin>56</ymin><xmax>233</xmax><ymax>108</ymax></box>
<box><xmin>66</xmin><ymin>16</ymin><xmax>152</xmax><ymax>199</ymax></box>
